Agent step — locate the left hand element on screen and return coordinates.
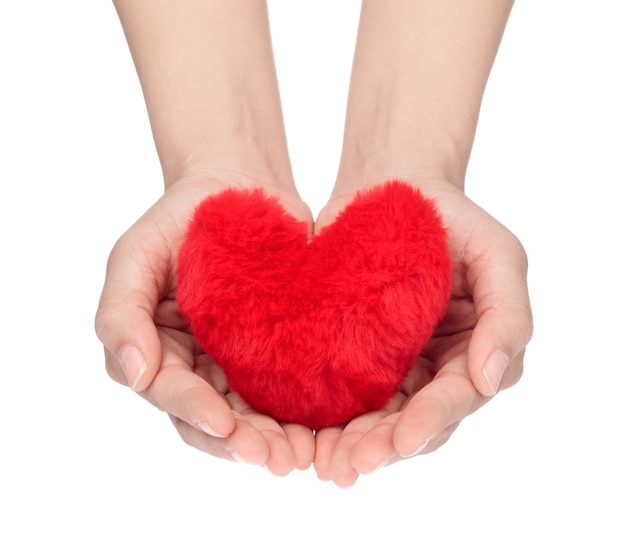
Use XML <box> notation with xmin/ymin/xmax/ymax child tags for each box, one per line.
<box><xmin>313</xmin><ymin>179</ymin><xmax>533</xmax><ymax>487</ymax></box>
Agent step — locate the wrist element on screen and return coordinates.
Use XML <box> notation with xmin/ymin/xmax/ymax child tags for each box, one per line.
<box><xmin>115</xmin><ymin>0</ymin><xmax>295</xmax><ymax>193</ymax></box>
<box><xmin>335</xmin><ymin>66</ymin><xmax>472</xmax><ymax>194</ymax></box>
<box><xmin>156</xmin><ymin>72</ymin><xmax>295</xmax><ymax>190</ymax></box>
<box><xmin>164</xmin><ymin>134</ymin><xmax>296</xmax><ymax>195</ymax></box>
<box><xmin>335</xmin><ymin>134</ymin><xmax>468</xmax><ymax>197</ymax></box>
<box><xmin>334</xmin><ymin>119</ymin><xmax>469</xmax><ymax>199</ymax></box>
<box><xmin>332</xmin><ymin>0</ymin><xmax>514</xmax><ymax>198</ymax></box>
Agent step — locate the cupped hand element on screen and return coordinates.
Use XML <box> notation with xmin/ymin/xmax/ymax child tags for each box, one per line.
<box><xmin>313</xmin><ymin>178</ymin><xmax>533</xmax><ymax>487</ymax></box>
<box><xmin>95</xmin><ymin>173</ymin><xmax>315</xmax><ymax>474</ymax></box>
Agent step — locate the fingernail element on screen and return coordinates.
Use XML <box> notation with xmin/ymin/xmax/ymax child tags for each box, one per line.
<box><xmin>365</xmin><ymin>452</ymin><xmax>401</xmax><ymax>474</ymax></box>
<box><xmin>372</xmin><ymin>458</ymin><xmax>390</xmax><ymax>473</ymax></box>
<box><xmin>196</xmin><ymin>420</ymin><xmax>228</xmax><ymax>439</ymax></box>
<box><xmin>482</xmin><ymin>350</ymin><xmax>509</xmax><ymax>396</ymax></box>
<box><xmin>231</xmin><ymin>450</ymin><xmax>245</xmax><ymax>464</ymax></box>
<box><xmin>356</xmin><ymin>458</ymin><xmax>388</xmax><ymax>475</ymax></box>
<box><xmin>400</xmin><ymin>437</ymin><xmax>431</xmax><ymax>459</ymax></box>
<box><xmin>119</xmin><ymin>345</ymin><xmax>147</xmax><ymax>391</ymax></box>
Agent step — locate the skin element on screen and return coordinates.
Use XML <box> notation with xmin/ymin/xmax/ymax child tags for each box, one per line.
<box><xmin>97</xmin><ymin>0</ymin><xmax>315</xmax><ymax>475</ymax></box>
<box><xmin>313</xmin><ymin>0</ymin><xmax>533</xmax><ymax>487</ymax></box>
<box><xmin>95</xmin><ymin>0</ymin><xmax>533</xmax><ymax>484</ymax></box>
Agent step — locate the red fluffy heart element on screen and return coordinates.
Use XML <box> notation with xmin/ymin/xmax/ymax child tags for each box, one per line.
<box><xmin>176</xmin><ymin>181</ymin><xmax>452</xmax><ymax>429</ymax></box>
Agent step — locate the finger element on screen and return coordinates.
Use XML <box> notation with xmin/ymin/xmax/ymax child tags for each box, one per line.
<box><xmin>349</xmin><ymin>413</ymin><xmax>399</xmax><ymax>475</ymax></box>
<box><xmin>95</xmin><ymin>230</ymin><xmax>168</xmax><ymax>392</ymax></box>
<box><xmin>499</xmin><ymin>349</ymin><xmax>525</xmax><ymax>392</ymax></box>
<box><xmin>344</xmin><ymin>393</ymin><xmax>406</xmax><ymax>475</ymax></box>
<box><xmin>413</xmin><ymin>421</ymin><xmax>460</xmax><ymax>455</ymax></box>
<box><xmin>313</xmin><ymin>426</ymin><xmax>343</xmax><ymax>481</ymax></box>
<box><xmin>465</xmin><ymin>224</ymin><xmax>533</xmax><ymax>396</ymax></box>
<box><xmin>142</xmin><ymin>346</ymin><xmax>236</xmax><ymax>439</ymax></box>
<box><xmin>171</xmin><ymin>415</ymin><xmax>269</xmax><ymax>465</ymax></box>
<box><xmin>322</xmin><ymin>395</ymin><xmax>404</xmax><ymax>487</ymax></box>
<box><xmin>392</xmin><ymin>352</ymin><xmax>486</xmax><ymax>457</ymax></box>
<box><xmin>227</xmin><ymin>394</ymin><xmax>297</xmax><ymax>476</ymax></box>
<box><xmin>353</xmin><ymin>415</ymin><xmax>461</xmax><ymax>471</ymax></box>
<box><xmin>325</xmin><ymin>430</ymin><xmax>361</xmax><ymax>488</ymax></box>
<box><xmin>154</xmin><ymin>299</ymin><xmax>189</xmax><ymax>331</ymax></box>
<box><xmin>282</xmin><ymin>424</ymin><xmax>316</xmax><ymax>470</ymax></box>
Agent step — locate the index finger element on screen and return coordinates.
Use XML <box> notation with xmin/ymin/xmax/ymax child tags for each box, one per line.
<box><xmin>392</xmin><ymin>351</ymin><xmax>487</xmax><ymax>457</ymax></box>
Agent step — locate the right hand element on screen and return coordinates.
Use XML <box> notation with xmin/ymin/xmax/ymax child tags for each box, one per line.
<box><xmin>95</xmin><ymin>173</ymin><xmax>315</xmax><ymax>475</ymax></box>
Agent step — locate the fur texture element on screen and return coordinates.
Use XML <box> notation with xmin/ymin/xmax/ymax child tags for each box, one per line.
<box><xmin>176</xmin><ymin>181</ymin><xmax>452</xmax><ymax>429</ymax></box>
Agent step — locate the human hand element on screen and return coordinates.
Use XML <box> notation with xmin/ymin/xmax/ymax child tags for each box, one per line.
<box><xmin>313</xmin><ymin>178</ymin><xmax>533</xmax><ymax>487</ymax></box>
<box><xmin>95</xmin><ymin>173</ymin><xmax>315</xmax><ymax>474</ymax></box>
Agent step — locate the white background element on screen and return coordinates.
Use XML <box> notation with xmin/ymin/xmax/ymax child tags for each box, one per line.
<box><xmin>1</xmin><ymin>1</ymin><xmax>624</xmax><ymax>551</ymax></box>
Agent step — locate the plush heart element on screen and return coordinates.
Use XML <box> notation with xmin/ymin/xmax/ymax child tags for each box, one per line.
<box><xmin>176</xmin><ymin>180</ymin><xmax>452</xmax><ymax>430</ymax></box>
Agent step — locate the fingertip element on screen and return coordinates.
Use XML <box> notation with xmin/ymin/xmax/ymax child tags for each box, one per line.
<box><xmin>468</xmin><ymin>308</ymin><xmax>532</xmax><ymax>397</ymax></box>
<box><xmin>328</xmin><ymin>455</ymin><xmax>360</xmax><ymax>488</ymax></box>
<box><xmin>329</xmin><ymin>439</ymin><xmax>361</xmax><ymax>488</ymax></box>
<box><xmin>392</xmin><ymin>404</ymin><xmax>437</xmax><ymax>458</ymax></box>
<box><xmin>228</xmin><ymin>420</ymin><xmax>271</xmax><ymax>466</ymax></box>
<box><xmin>230</xmin><ymin>448</ymin><xmax>268</xmax><ymax>467</ymax></box>
<box><xmin>264</xmin><ymin>446</ymin><xmax>297</xmax><ymax>477</ymax></box>
<box><xmin>119</xmin><ymin>344</ymin><xmax>149</xmax><ymax>392</ymax></box>
<box><xmin>480</xmin><ymin>349</ymin><xmax>509</xmax><ymax>396</ymax></box>
<box><xmin>335</xmin><ymin>475</ymin><xmax>359</xmax><ymax>489</ymax></box>
<box><xmin>392</xmin><ymin>390</ymin><xmax>458</xmax><ymax>458</ymax></box>
<box><xmin>282</xmin><ymin>424</ymin><xmax>316</xmax><ymax>470</ymax></box>
<box><xmin>313</xmin><ymin>426</ymin><xmax>342</xmax><ymax>481</ymax></box>
<box><xmin>118</xmin><ymin>334</ymin><xmax>162</xmax><ymax>392</ymax></box>
<box><xmin>196</xmin><ymin>419</ymin><xmax>231</xmax><ymax>439</ymax></box>
<box><xmin>196</xmin><ymin>402</ymin><xmax>237</xmax><ymax>440</ymax></box>
<box><xmin>349</xmin><ymin>417</ymin><xmax>397</xmax><ymax>474</ymax></box>
<box><xmin>393</xmin><ymin>427</ymin><xmax>433</xmax><ymax>459</ymax></box>
<box><xmin>397</xmin><ymin>437</ymin><xmax>432</xmax><ymax>459</ymax></box>
<box><xmin>96</xmin><ymin>300</ymin><xmax>163</xmax><ymax>392</ymax></box>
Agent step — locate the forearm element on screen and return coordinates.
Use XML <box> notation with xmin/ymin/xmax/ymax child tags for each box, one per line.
<box><xmin>337</xmin><ymin>0</ymin><xmax>514</xmax><ymax>191</ymax></box>
<box><xmin>113</xmin><ymin>0</ymin><xmax>293</xmax><ymax>188</ymax></box>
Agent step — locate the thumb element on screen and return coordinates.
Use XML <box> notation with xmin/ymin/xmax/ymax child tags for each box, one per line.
<box><xmin>95</xmin><ymin>233</ymin><xmax>165</xmax><ymax>392</ymax></box>
<box><xmin>466</xmin><ymin>231</ymin><xmax>533</xmax><ymax>397</ymax></box>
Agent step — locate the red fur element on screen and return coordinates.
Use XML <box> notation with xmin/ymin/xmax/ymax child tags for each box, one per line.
<box><xmin>176</xmin><ymin>181</ymin><xmax>452</xmax><ymax>429</ymax></box>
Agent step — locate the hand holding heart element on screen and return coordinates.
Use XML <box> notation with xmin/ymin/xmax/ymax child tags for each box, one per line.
<box><xmin>98</xmin><ymin>0</ymin><xmax>533</xmax><ymax>486</ymax></box>
<box><xmin>95</xmin><ymin>171</ymin><xmax>532</xmax><ymax>484</ymax></box>
<box><xmin>313</xmin><ymin>178</ymin><xmax>533</xmax><ymax>487</ymax></box>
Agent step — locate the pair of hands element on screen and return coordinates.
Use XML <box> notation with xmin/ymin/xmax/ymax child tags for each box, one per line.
<box><xmin>95</xmin><ymin>173</ymin><xmax>532</xmax><ymax>488</ymax></box>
